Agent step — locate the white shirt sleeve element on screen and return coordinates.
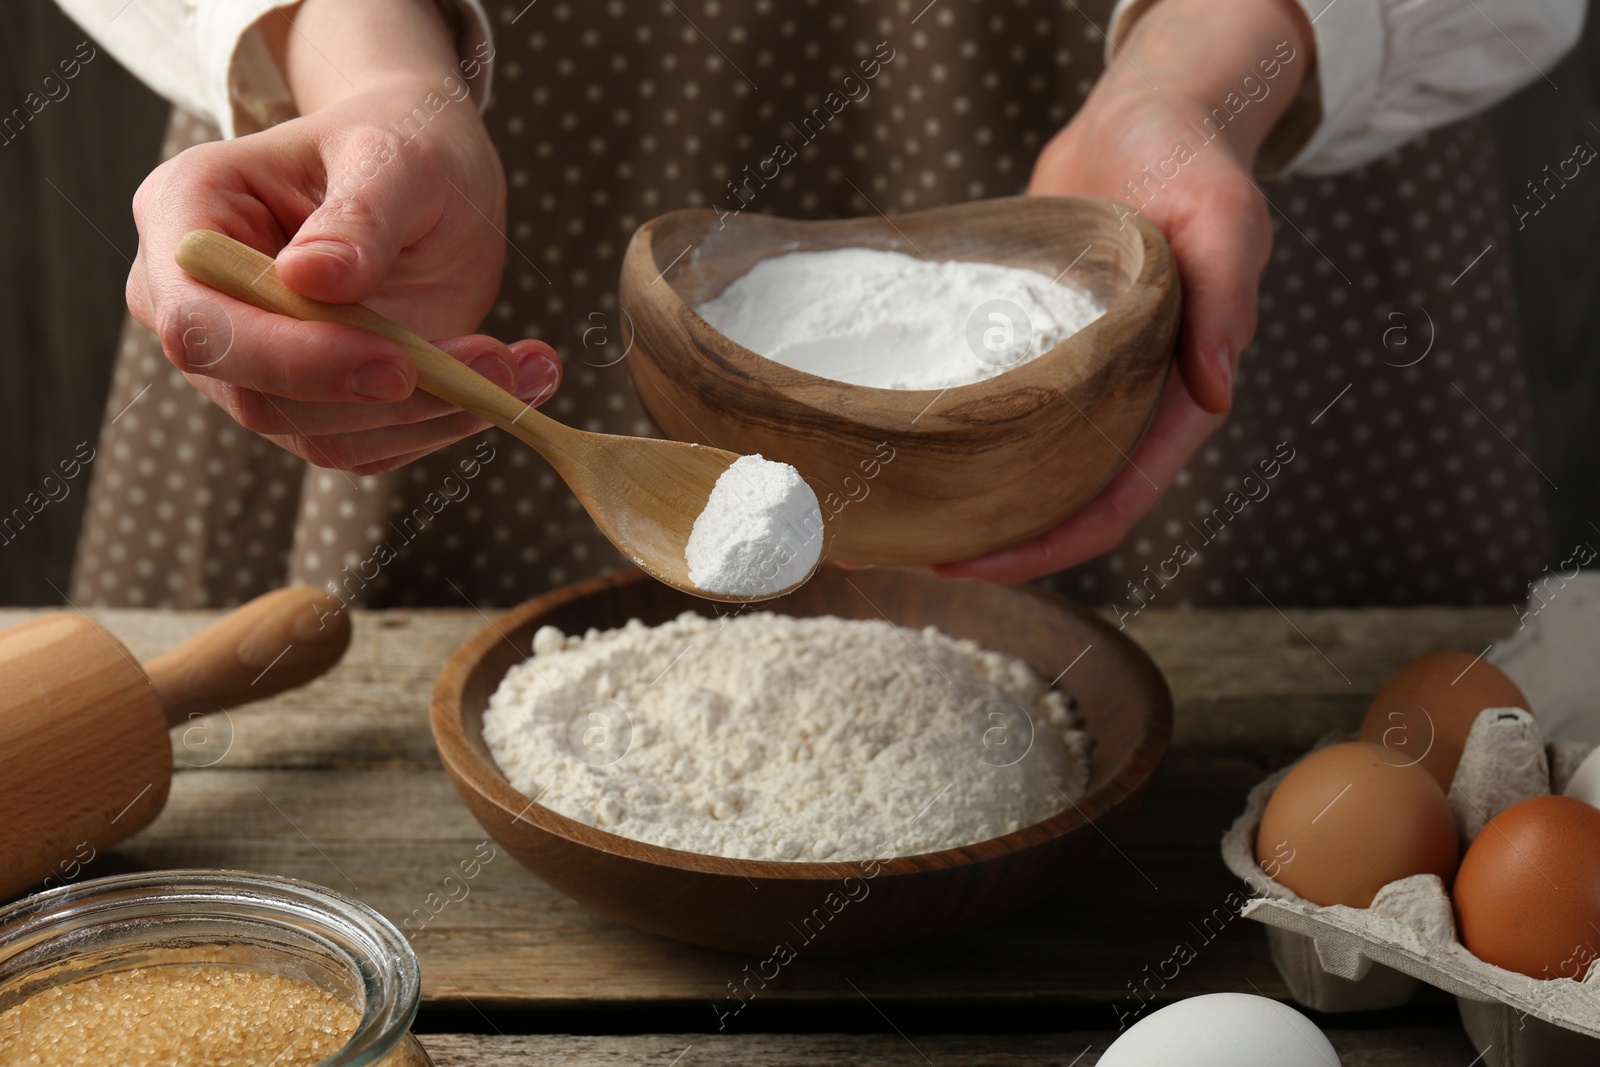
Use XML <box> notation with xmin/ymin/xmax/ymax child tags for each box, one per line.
<box><xmin>52</xmin><ymin>0</ymin><xmax>495</xmax><ymax>139</ymax></box>
<box><xmin>1107</xmin><ymin>0</ymin><xmax>1586</xmax><ymax>176</ymax></box>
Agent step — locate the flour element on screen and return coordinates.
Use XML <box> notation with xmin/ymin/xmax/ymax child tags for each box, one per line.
<box><xmin>685</xmin><ymin>454</ymin><xmax>822</xmax><ymax>596</ymax></box>
<box><xmin>695</xmin><ymin>247</ymin><xmax>1106</xmax><ymax>390</ymax></box>
<box><xmin>481</xmin><ymin>612</ymin><xmax>1091</xmax><ymax>861</ymax></box>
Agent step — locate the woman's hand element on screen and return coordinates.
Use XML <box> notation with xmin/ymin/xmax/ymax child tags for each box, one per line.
<box><xmin>124</xmin><ymin>0</ymin><xmax>558</xmax><ymax>475</ymax></box>
<box><xmin>936</xmin><ymin>0</ymin><xmax>1313</xmax><ymax>582</ymax></box>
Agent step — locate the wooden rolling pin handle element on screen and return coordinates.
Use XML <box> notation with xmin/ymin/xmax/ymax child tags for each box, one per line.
<box><xmin>145</xmin><ymin>586</ymin><xmax>352</xmax><ymax>726</ymax></box>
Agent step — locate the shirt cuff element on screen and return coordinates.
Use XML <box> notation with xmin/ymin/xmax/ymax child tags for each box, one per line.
<box><xmin>1268</xmin><ymin>0</ymin><xmax>1383</xmax><ymax>176</ymax></box>
<box><xmin>200</xmin><ymin>0</ymin><xmax>496</xmax><ymax>139</ymax></box>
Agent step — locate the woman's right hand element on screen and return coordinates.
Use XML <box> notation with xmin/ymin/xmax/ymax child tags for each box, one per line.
<box><xmin>125</xmin><ymin>0</ymin><xmax>560</xmax><ymax>476</ymax></box>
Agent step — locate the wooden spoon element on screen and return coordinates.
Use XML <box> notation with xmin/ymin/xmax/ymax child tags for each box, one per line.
<box><xmin>174</xmin><ymin>230</ymin><xmax>816</xmax><ymax>603</ymax></box>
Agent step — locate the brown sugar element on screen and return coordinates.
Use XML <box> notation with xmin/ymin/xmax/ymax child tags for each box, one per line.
<box><xmin>0</xmin><ymin>964</ymin><xmax>361</xmax><ymax>1066</ymax></box>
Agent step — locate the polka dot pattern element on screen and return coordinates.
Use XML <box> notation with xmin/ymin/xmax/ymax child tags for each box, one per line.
<box><xmin>1045</xmin><ymin>121</ymin><xmax>1548</xmax><ymax>610</ymax></box>
<box><xmin>71</xmin><ymin>0</ymin><xmax>1549</xmax><ymax>609</ymax></box>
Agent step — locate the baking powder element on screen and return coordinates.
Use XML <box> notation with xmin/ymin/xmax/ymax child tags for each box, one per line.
<box><xmin>685</xmin><ymin>454</ymin><xmax>822</xmax><ymax>597</ymax></box>
<box><xmin>696</xmin><ymin>247</ymin><xmax>1105</xmax><ymax>390</ymax></box>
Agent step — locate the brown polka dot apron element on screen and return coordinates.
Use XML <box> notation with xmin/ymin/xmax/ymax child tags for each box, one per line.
<box><xmin>71</xmin><ymin>0</ymin><xmax>1551</xmax><ymax>610</ymax></box>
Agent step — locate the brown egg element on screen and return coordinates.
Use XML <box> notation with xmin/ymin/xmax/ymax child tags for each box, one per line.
<box><xmin>1453</xmin><ymin>795</ymin><xmax>1600</xmax><ymax>980</ymax></box>
<box><xmin>1256</xmin><ymin>741</ymin><xmax>1459</xmax><ymax>907</ymax></box>
<box><xmin>1359</xmin><ymin>651</ymin><xmax>1529</xmax><ymax>790</ymax></box>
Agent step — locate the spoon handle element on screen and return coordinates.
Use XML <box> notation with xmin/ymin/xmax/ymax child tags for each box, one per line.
<box><xmin>174</xmin><ymin>229</ymin><xmax>574</xmax><ymax>458</ymax></box>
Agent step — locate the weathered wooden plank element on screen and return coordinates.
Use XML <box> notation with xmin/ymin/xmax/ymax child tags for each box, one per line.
<box><xmin>1122</xmin><ymin>607</ymin><xmax>1518</xmax><ymax>753</ymax></box>
<box><xmin>76</xmin><ymin>771</ymin><xmax>1285</xmax><ymax>1006</ymax></box>
<box><xmin>0</xmin><ymin>603</ymin><xmax>1516</xmax><ymax>1025</ymax></box>
<box><xmin>0</xmin><ymin>604</ymin><xmax>1518</xmax><ymax>770</ymax></box>
<box><xmin>416</xmin><ymin>1029</ymin><xmax>1481</xmax><ymax>1066</ymax></box>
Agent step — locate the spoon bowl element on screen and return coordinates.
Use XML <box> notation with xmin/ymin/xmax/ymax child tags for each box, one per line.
<box><xmin>175</xmin><ymin>230</ymin><xmax>816</xmax><ymax>603</ymax></box>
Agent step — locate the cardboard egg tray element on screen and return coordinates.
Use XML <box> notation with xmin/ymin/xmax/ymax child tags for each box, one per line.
<box><xmin>1221</xmin><ymin>724</ymin><xmax>1600</xmax><ymax>1067</ymax></box>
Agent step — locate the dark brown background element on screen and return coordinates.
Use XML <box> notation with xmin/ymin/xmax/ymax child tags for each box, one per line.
<box><xmin>2</xmin><ymin>0</ymin><xmax>1595</xmax><ymax>605</ymax></box>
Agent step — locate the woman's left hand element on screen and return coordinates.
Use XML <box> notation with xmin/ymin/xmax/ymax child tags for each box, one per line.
<box><xmin>935</xmin><ymin>0</ymin><xmax>1313</xmax><ymax>583</ymax></box>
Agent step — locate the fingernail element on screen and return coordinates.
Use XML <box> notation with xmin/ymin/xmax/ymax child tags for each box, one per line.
<box><xmin>290</xmin><ymin>238</ymin><xmax>357</xmax><ymax>268</ymax></box>
<box><xmin>349</xmin><ymin>361</ymin><xmax>411</xmax><ymax>401</ymax></box>
<box><xmin>468</xmin><ymin>352</ymin><xmax>515</xmax><ymax>391</ymax></box>
<box><xmin>515</xmin><ymin>353</ymin><xmax>561</xmax><ymax>403</ymax></box>
<box><xmin>1212</xmin><ymin>342</ymin><xmax>1233</xmax><ymax>398</ymax></box>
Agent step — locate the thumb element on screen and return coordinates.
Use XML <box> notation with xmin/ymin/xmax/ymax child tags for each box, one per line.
<box><xmin>1163</xmin><ymin>178</ymin><xmax>1271</xmax><ymax>415</ymax></box>
<box><xmin>275</xmin><ymin>143</ymin><xmax>443</xmax><ymax>304</ymax></box>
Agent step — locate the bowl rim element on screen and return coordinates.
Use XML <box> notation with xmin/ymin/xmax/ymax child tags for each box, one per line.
<box><xmin>430</xmin><ymin>570</ymin><xmax>1173</xmax><ymax>883</ymax></box>
<box><xmin>624</xmin><ymin>194</ymin><xmax>1176</xmax><ymax>409</ymax></box>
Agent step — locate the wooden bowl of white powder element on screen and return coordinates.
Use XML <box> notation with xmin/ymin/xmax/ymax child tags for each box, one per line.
<box><xmin>619</xmin><ymin>195</ymin><xmax>1179</xmax><ymax>565</ymax></box>
<box><xmin>431</xmin><ymin>567</ymin><xmax>1171</xmax><ymax>954</ymax></box>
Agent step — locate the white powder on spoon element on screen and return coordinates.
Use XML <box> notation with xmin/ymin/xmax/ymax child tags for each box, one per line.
<box><xmin>481</xmin><ymin>611</ymin><xmax>1091</xmax><ymax>862</ymax></box>
<box><xmin>696</xmin><ymin>247</ymin><xmax>1106</xmax><ymax>390</ymax></box>
<box><xmin>685</xmin><ymin>454</ymin><xmax>822</xmax><ymax>597</ymax></box>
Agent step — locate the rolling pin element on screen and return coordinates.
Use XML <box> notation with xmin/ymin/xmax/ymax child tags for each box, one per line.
<box><xmin>0</xmin><ymin>586</ymin><xmax>351</xmax><ymax>899</ymax></box>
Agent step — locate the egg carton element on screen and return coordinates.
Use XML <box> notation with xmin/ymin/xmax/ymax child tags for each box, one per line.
<box><xmin>1222</xmin><ymin>720</ymin><xmax>1600</xmax><ymax>1067</ymax></box>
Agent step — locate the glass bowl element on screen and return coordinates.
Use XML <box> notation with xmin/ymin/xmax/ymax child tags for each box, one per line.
<box><xmin>0</xmin><ymin>869</ymin><xmax>430</xmax><ymax>1066</ymax></box>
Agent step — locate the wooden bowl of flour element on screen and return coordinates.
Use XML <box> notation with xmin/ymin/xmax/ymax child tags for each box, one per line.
<box><xmin>431</xmin><ymin>567</ymin><xmax>1172</xmax><ymax>954</ymax></box>
<box><xmin>619</xmin><ymin>195</ymin><xmax>1180</xmax><ymax>565</ymax></box>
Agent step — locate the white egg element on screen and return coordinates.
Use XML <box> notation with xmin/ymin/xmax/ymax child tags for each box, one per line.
<box><xmin>1564</xmin><ymin>746</ymin><xmax>1600</xmax><ymax>809</ymax></box>
<box><xmin>1099</xmin><ymin>993</ymin><xmax>1340</xmax><ymax>1067</ymax></box>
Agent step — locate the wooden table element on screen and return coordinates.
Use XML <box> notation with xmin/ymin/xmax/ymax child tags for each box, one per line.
<box><xmin>0</xmin><ymin>603</ymin><xmax>1516</xmax><ymax>1063</ymax></box>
